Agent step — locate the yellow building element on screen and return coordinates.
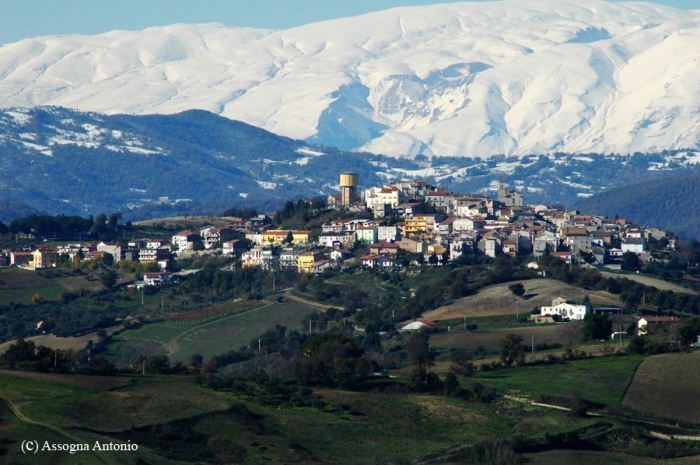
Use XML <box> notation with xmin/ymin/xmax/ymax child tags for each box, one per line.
<box><xmin>261</xmin><ymin>230</ymin><xmax>312</xmax><ymax>245</ymax></box>
<box><xmin>297</xmin><ymin>252</ymin><xmax>325</xmax><ymax>273</ymax></box>
<box><xmin>32</xmin><ymin>249</ymin><xmax>59</xmax><ymax>269</ymax></box>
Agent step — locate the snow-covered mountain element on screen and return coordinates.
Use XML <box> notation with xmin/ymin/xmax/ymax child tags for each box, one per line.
<box><xmin>1</xmin><ymin>0</ymin><xmax>699</xmax><ymax>158</ymax></box>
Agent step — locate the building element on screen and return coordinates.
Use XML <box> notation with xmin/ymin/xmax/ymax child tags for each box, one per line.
<box><xmin>497</xmin><ymin>181</ymin><xmax>523</xmax><ymax>207</ymax></box>
<box><xmin>298</xmin><ymin>252</ymin><xmax>325</xmax><ymax>273</ymax></box>
<box><xmin>261</xmin><ymin>230</ymin><xmax>312</xmax><ymax>246</ymax></box>
<box><xmin>139</xmin><ymin>248</ymin><xmax>170</xmax><ymax>262</ymax></box>
<box><xmin>377</xmin><ymin>226</ymin><xmax>400</xmax><ymax>242</ymax></box>
<box><xmin>369</xmin><ymin>242</ymin><xmax>400</xmax><ymax>256</ymax></box>
<box><xmin>319</xmin><ymin>232</ymin><xmax>354</xmax><ymax>248</ymax></box>
<box><xmin>143</xmin><ymin>272</ymin><xmax>172</xmax><ymax>286</ymax></box>
<box><xmin>242</xmin><ymin>248</ymin><xmax>279</xmax><ymax>270</ymax></box>
<box><xmin>32</xmin><ymin>249</ymin><xmax>59</xmax><ymax>269</ymax></box>
<box><xmin>172</xmin><ymin>230</ymin><xmax>201</xmax><ymax>251</ymax></box>
<box><xmin>279</xmin><ymin>250</ymin><xmax>300</xmax><ymax>270</ymax></box>
<box><xmin>622</xmin><ymin>238</ymin><xmax>647</xmax><ymax>254</ymax></box>
<box><xmin>540</xmin><ymin>297</ymin><xmax>591</xmax><ymax>321</ymax></box>
<box><xmin>355</xmin><ymin>226</ymin><xmax>378</xmax><ymax>245</ymax></box>
<box><xmin>637</xmin><ymin>316</ymin><xmax>678</xmax><ymax>336</ymax></box>
<box><xmin>10</xmin><ymin>251</ymin><xmax>33</xmax><ymax>267</ymax></box>
<box><xmin>222</xmin><ymin>239</ymin><xmax>248</xmax><ymax>256</ymax></box>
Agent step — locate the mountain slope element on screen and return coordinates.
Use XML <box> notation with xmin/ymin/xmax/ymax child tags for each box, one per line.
<box><xmin>1</xmin><ymin>0</ymin><xmax>699</xmax><ymax>157</ymax></box>
<box><xmin>0</xmin><ymin>107</ymin><xmax>388</xmax><ymax>217</ymax></box>
<box><xmin>574</xmin><ymin>174</ymin><xmax>700</xmax><ymax>239</ymax></box>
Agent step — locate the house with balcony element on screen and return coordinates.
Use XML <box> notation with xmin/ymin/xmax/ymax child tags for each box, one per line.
<box><xmin>298</xmin><ymin>251</ymin><xmax>326</xmax><ymax>273</ymax></box>
<box><xmin>355</xmin><ymin>226</ymin><xmax>378</xmax><ymax>245</ymax></box>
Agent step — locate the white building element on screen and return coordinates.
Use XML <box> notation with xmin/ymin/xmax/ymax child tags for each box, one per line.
<box><xmin>622</xmin><ymin>238</ymin><xmax>647</xmax><ymax>254</ymax></box>
<box><xmin>377</xmin><ymin>226</ymin><xmax>400</xmax><ymax>242</ymax></box>
<box><xmin>540</xmin><ymin>297</ymin><xmax>591</xmax><ymax>321</ymax></box>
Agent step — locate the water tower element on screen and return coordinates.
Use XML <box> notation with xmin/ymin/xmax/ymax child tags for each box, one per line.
<box><xmin>339</xmin><ymin>172</ymin><xmax>359</xmax><ymax>207</ymax></box>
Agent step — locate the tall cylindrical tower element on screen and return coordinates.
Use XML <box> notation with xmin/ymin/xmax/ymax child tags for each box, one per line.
<box><xmin>339</xmin><ymin>172</ymin><xmax>359</xmax><ymax>207</ymax></box>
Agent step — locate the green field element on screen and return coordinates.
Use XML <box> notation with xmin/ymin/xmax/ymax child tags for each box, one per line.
<box><xmin>0</xmin><ymin>373</ymin><xmax>518</xmax><ymax>465</ymax></box>
<box><xmin>106</xmin><ymin>299</ymin><xmax>318</xmax><ymax>365</ymax></box>
<box><xmin>474</xmin><ymin>355</ymin><xmax>645</xmax><ymax>406</ymax></box>
<box><xmin>0</xmin><ymin>285</ymin><xmax>69</xmax><ymax>305</ymax></box>
<box><xmin>1</xmin><ymin>353</ymin><xmax>699</xmax><ymax>464</ymax></box>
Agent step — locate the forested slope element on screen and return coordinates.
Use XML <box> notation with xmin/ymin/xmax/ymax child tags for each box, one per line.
<box><xmin>574</xmin><ymin>174</ymin><xmax>700</xmax><ymax>239</ymax></box>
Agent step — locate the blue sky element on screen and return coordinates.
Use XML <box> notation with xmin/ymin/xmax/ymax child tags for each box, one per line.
<box><xmin>0</xmin><ymin>0</ymin><xmax>695</xmax><ymax>45</ymax></box>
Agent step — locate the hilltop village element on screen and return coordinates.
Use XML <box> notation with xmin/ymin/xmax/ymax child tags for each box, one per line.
<box><xmin>2</xmin><ymin>173</ymin><xmax>665</xmax><ymax>281</ymax></box>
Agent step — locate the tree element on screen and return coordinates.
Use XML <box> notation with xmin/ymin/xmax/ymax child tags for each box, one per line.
<box><xmin>107</xmin><ymin>212</ymin><xmax>122</xmax><ymax>230</ymax></box>
<box><xmin>508</xmin><ymin>282</ymin><xmax>525</xmax><ymax>298</ymax></box>
<box><xmin>678</xmin><ymin>317</ymin><xmax>700</xmax><ymax>346</ymax></box>
<box><xmin>449</xmin><ymin>348</ymin><xmax>474</xmax><ymax>377</ymax></box>
<box><xmin>100</xmin><ymin>270</ymin><xmax>118</xmax><ymax>288</ymax></box>
<box><xmin>621</xmin><ymin>252</ymin><xmax>641</xmax><ymax>271</ymax></box>
<box><xmin>583</xmin><ymin>313</ymin><xmax>612</xmax><ymax>341</ymax></box>
<box><xmin>499</xmin><ymin>334</ymin><xmax>524</xmax><ymax>366</ymax></box>
<box><xmin>144</xmin><ymin>355</ymin><xmax>171</xmax><ymax>374</ymax></box>
<box><xmin>285</xmin><ymin>230</ymin><xmax>294</xmax><ymax>244</ymax></box>
<box><xmin>406</xmin><ymin>333</ymin><xmax>434</xmax><ymax>368</ymax></box>
<box><xmin>90</xmin><ymin>213</ymin><xmax>108</xmax><ymax>236</ymax></box>
<box><xmin>428</xmin><ymin>253</ymin><xmax>438</xmax><ymax>266</ymax></box>
<box><xmin>32</xmin><ymin>293</ymin><xmax>44</xmax><ymax>304</ymax></box>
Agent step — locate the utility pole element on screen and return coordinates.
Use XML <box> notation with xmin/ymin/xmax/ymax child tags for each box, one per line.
<box><xmin>532</xmin><ymin>333</ymin><xmax>534</xmax><ymax>354</ymax></box>
<box><xmin>309</xmin><ymin>320</ymin><xmax>312</xmax><ymax>334</ymax></box>
<box><xmin>142</xmin><ymin>288</ymin><xmax>144</xmax><ymax>306</ymax></box>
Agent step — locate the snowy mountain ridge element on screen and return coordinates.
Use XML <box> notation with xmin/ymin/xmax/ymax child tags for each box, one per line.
<box><xmin>1</xmin><ymin>0</ymin><xmax>699</xmax><ymax>158</ymax></box>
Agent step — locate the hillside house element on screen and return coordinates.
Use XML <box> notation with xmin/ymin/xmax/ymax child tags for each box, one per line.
<box><xmin>144</xmin><ymin>272</ymin><xmax>172</xmax><ymax>286</ymax></box>
<box><xmin>369</xmin><ymin>242</ymin><xmax>400</xmax><ymax>256</ymax></box>
<box><xmin>377</xmin><ymin>225</ymin><xmax>400</xmax><ymax>242</ymax></box>
<box><xmin>298</xmin><ymin>251</ymin><xmax>325</xmax><ymax>273</ymax></box>
<box><xmin>319</xmin><ymin>231</ymin><xmax>354</xmax><ymax>248</ymax></box>
<box><xmin>359</xmin><ymin>254</ymin><xmax>380</xmax><ymax>268</ymax></box>
<box><xmin>32</xmin><ymin>248</ymin><xmax>59</xmax><ymax>269</ymax></box>
<box><xmin>279</xmin><ymin>250</ymin><xmax>300</xmax><ymax>270</ymax></box>
<box><xmin>262</xmin><ymin>230</ymin><xmax>312</xmax><ymax>246</ymax></box>
<box><xmin>540</xmin><ymin>297</ymin><xmax>590</xmax><ymax>321</ymax></box>
<box><xmin>622</xmin><ymin>238</ymin><xmax>647</xmax><ymax>254</ymax></box>
<box><xmin>172</xmin><ymin>230</ymin><xmax>201</xmax><ymax>251</ymax></box>
<box><xmin>10</xmin><ymin>251</ymin><xmax>33</xmax><ymax>267</ymax></box>
<box><xmin>355</xmin><ymin>226</ymin><xmax>378</xmax><ymax>245</ymax></box>
<box><xmin>330</xmin><ymin>249</ymin><xmax>353</xmax><ymax>261</ymax></box>
<box><xmin>222</xmin><ymin>239</ymin><xmax>248</xmax><ymax>256</ymax></box>
<box><xmin>139</xmin><ymin>248</ymin><xmax>170</xmax><ymax>262</ymax></box>
<box><xmin>242</xmin><ymin>248</ymin><xmax>279</xmax><ymax>270</ymax></box>
<box><xmin>637</xmin><ymin>316</ymin><xmax>678</xmax><ymax>336</ymax></box>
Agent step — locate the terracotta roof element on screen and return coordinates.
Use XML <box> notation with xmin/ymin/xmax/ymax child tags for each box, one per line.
<box><xmin>370</xmin><ymin>242</ymin><xmax>399</xmax><ymax>249</ymax></box>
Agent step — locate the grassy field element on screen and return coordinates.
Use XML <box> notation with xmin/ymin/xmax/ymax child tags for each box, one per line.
<box><xmin>0</xmin><ymin>285</ymin><xmax>68</xmax><ymax>305</ymax></box>
<box><xmin>424</xmin><ymin>278</ymin><xmax>622</xmax><ymax>320</ymax></box>
<box><xmin>430</xmin><ymin>324</ymin><xmax>573</xmax><ymax>350</ymax></box>
<box><xmin>106</xmin><ymin>299</ymin><xmax>318</xmax><ymax>365</ymax></box>
<box><xmin>600</xmin><ymin>271</ymin><xmax>698</xmax><ymax>295</ymax></box>
<box><xmin>0</xmin><ymin>267</ymin><xmax>106</xmax><ymax>304</ymax></box>
<box><xmin>624</xmin><ymin>351</ymin><xmax>700</xmax><ymax>423</ymax></box>
<box><xmin>474</xmin><ymin>355</ymin><xmax>645</xmax><ymax>406</ymax></box>
<box><xmin>0</xmin><ymin>373</ymin><xmax>518</xmax><ymax>464</ymax></box>
<box><xmin>0</xmin><ymin>358</ymin><xmax>698</xmax><ymax>464</ymax></box>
